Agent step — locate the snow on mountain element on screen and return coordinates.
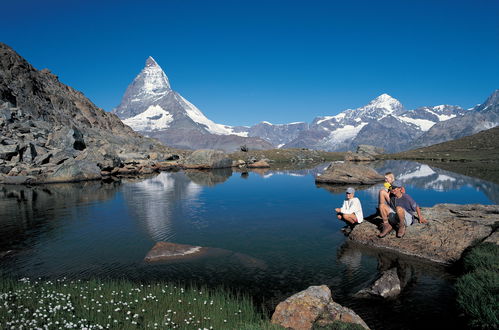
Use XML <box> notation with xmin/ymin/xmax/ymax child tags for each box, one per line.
<box><xmin>113</xmin><ymin>57</ymin><xmax>270</xmax><ymax>151</ymax></box>
<box><xmin>115</xmin><ymin>57</ymin><xmax>247</xmax><ymax>137</ymax></box>
<box><xmin>123</xmin><ymin>105</ymin><xmax>173</xmax><ymax>131</ymax></box>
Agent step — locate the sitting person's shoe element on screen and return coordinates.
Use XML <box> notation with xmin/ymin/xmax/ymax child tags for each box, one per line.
<box><xmin>396</xmin><ymin>225</ymin><xmax>406</xmax><ymax>238</ymax></box>
<box><xmin>378</xmin><ymin>223</ymin><xmax>393</xmax><ymax>238</ymax></box>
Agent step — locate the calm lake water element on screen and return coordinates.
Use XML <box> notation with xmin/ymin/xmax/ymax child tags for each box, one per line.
<box><xmin>1</xmin><ymin>160</ymin><xmax>497</xmax><ymax>329</ymax></box>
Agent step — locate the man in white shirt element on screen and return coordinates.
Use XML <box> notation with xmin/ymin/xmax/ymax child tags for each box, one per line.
<box><xmin>335</xmin><ymin>187</ymin><xmax>364</xmax><ymax>226</ymax></box>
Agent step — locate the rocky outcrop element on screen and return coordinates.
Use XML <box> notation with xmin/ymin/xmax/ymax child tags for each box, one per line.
<box><xmin>344</xmin><ymin>145</ymin><xmax>385</xmax><ymax>162</ymax></box>
<box><xmin>271</xmin><ymin>285</ymin><xmax>369</xmax><ymax>330</ymax></box>
<box><xmin>315</xmin><ymin>162</ymin><xmax>384</xmax><ymax>184</ymax></box>
<box><xmin>357</xmin><ymin>144</ymin><xmax>385</xmax><ymax>156</ymax></box>
<box><xmin>348</xmin><ymin>204</ymin><xmax>499</xmax><ymax>264</ymax></box>
<box><xmin>182</xmin><ymin>149</ymin><xmax>232</xmax><ymax>169</ymax></box>
<box><xmin>0</xmin><ymin>43</ymin><xmax>184</xmax><ymax>184</ymax></box>
<box><xmin>355</xmin><ymin>268</ymin><xmax>401</xmax><ymax>298</ymax></box>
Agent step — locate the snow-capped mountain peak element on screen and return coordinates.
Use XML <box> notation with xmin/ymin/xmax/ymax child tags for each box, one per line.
<box><xmin>360</xmin><ymin>93</ymin><xmax>404</xmax><ymax>115</ymax></box>
<box><xmin>139</xmin><ymin>56</ymin><xmax>171</xmax><ymax>93</ymax></box>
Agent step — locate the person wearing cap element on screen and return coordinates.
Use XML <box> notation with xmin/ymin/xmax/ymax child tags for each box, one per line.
<box><xmin>378</xmin><ymin>181</ymin><xmax>427</xmax><ymax>238</ymax></box>
<box><xmin>335</xmin><ymin>187</ymin><xmax>364</xmax><ymax>226</ymax></box>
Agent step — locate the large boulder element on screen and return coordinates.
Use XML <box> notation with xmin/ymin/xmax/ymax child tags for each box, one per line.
<box><xmin>357</xmin><ymin>144</ymin><xmax>384</xmax><ymax>156</ymax></box>
<box><xmin>271</xmin><ymin>285</ymin><xmax>369</xmax><ymax>330</ymax></box>
<box><xmin>355</xmin><ymin>268</ymin><xmax>401</xmax><ymax>298</ymax></box>
<box><xmin>348</xmin><ymin>204</ymin><xmax>499</xmax><ymax>264</ymax></box>
<box><xmin>46</xmin><ymin>158</ymin><xmax>102</xmax><ymax>183</ymax></box>
<box><xmin>315</xmin><ymin>162</ymin><xmax>384</xmax><ymax>184</ymax></box>
<box><xmin>182</xmin><ymin>149</ymin><xmax>232</xmax><ymax>169</ymax></box>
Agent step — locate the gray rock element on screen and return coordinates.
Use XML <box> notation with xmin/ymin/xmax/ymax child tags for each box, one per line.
<box><xmin>0</xmin><ymin>42</ymin><xmax>181</xmax><ymax>184</ymax></box>
<box><xmin>46</xmin><ymin>158</ymin><xmax>101</xmax><ymax>183</ymax></box>
<box><xmin>344</xmin><ymin>151</ymin><xmax>375</xmax><ymax>162</ymax></box>
<box><xmin>348</xmin><ymin>204</ymin><xmax>499</xmax><ymax>264</ymax></box>
<box><xmin>0</xmin><ymin>175</ymin><xmax>36</xmax><ymax>185</ymax></box>
<box><xmin>0</xmin><ymin>144</ymin><xmax>18</xmax><ymax>160</ymax></box>
<box><xmin>271</xmin><ymin>285</ymin><xmax>370</xmax><ymax>330</ymax></box>
<box><xmin>183</xmin><ymin>149</ymin><xmax>232</xmax><ymax>169</ymax></box>
<box><xmin>355</xmin><ymin>268</ymin><xmax>401</xmax><ymax>298</ymax></box>
<box><xmin>315</xmin><ymin>161</ymin><xmax>384</xmax><ymax>184</ymax></box>
<box><xmin>356</xmin><ymin>144</ymin><xmax>385</xmax><ymax>156</ymax></box>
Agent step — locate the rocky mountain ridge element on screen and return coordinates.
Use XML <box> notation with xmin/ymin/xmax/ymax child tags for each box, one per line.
<box><xmin>0</xmin><ymin>43</ymin><xmax>183</xmax><ymax>184</ymax></box>
<box><xmin>113</xmin><ymin>58</ymin><xmax>496</xmax><ymax>152</ymax></box>
<box><xmin>112</xmin><ymin>57</ymin><xmax>272</xmax><ymax>152</ymax></box>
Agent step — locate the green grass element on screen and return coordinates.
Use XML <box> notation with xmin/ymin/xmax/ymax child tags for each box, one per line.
<box><xmin>455</xmin><ymin>242</ymin><xmax>499</xmax><ymax>329</ymax></box>
<box><xmin>0</xmin><ymin>277</ymin><xmax>282</xmax><ymax>329</ymax></box>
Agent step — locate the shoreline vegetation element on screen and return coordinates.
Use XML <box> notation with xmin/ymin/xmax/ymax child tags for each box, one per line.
<box><xmin>0</xmin><ymin>276</ymin><xmax>364</xmax><ymax>330</ymax></box>
<box><xmin>456</xmin><ymin>242</ymin><xmax>499</xmax><ymax>329</ymax></box>
<box><xmin>0</xmin><ymin>277</ymin><xmax>280</xmax><ymax>330</ymax></box>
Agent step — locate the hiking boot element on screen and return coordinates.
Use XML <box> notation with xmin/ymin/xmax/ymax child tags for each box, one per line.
<box><xmin>397</xmin><ymin>225</ymin><xmax>406</xmax><ymax>238</ymax></box>
<box><xmin>378</xmin><ymin>222</ymin><xmax>393</xmax><ymax>238</ymax></box>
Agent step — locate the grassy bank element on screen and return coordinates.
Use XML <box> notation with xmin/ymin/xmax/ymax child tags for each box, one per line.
<box><xmin>0</xmin><ymin>277</ymin><xmax>281</xmax><ymax>329</ymax></box>
<box><xmin>455</xmin><ymin>242</ymin><xmax>499</xmax><ymax>329</ymax></box>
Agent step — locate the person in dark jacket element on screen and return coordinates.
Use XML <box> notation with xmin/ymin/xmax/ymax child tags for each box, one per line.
<box><xmin>378</xmin><ymin>181</ymin><xmax>427</xmax><ymax>238</ymax></box>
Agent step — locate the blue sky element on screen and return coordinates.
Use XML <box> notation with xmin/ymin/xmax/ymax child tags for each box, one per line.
<box><xmin>2</xmin><ymin>0</ymin><xmax>498</xmax><ymax>126</ymax></box>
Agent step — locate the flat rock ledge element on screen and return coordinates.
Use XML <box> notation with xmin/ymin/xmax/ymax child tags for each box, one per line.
<box><xmin>348</xmin><ymin>204</ymin><xmax>499</xmax><ymax>264</ymax></box>
<box><xmin>315</xmin><ymin>161</ymin><xmax>384</xmax><ymax>185</ymax></box>
<box><xmin>271</xmin><ymin>285</ymin><xmax>369</xmax><ymax>330</ymax></box>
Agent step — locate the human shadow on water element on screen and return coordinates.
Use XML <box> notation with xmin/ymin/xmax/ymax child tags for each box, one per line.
<box><xmin>335</xmin><ymin>241</ymin><xmax>466</xmax><ymax>330</ymax></box>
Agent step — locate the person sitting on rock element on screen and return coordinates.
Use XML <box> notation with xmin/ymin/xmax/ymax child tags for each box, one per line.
<box><xmin>378</xmin><ymin>181</ymin><xmax>427</xmax><ymax>238</ymax></box>
<box><xmin>335</xmin><ymin>187</ymin><xmax>364</xmax><ymax>228</ymax></box>
<box><xmin>378</xmin><ymin>172</ymin><xmax>395</xmax><ymax>210</ymax></box>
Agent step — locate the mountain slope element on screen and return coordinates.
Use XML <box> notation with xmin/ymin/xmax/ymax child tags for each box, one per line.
<box><xmin>411</xmin><ymin>90</ymin><xmax>499</xmax><ymax>148</ymax></box>
<box><xmin>279</xmin><ymin>94</ymin><xmax>467</xmax><ymax>152</ymax></box>
<box><xmin>113</xmin><ymin>57</ymin><xmax>272</xmax><ymax>152</ymax></box>
<box><xmin>0</xmin><ymin>42</ymin><xmax>177</xmax><ymax>183</ymax></box>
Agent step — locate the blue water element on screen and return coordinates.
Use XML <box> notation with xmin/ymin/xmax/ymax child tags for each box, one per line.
<box><xmin>0</xmin><ymin>160</ymin><xmax>497</xmax><ymax>329</ymax></box>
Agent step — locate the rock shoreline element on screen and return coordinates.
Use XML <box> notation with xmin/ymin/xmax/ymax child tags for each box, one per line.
<box><xmin>347</xmin><ymin>203</ymin><xmax>499</xmax><ymax>264</ymax></box>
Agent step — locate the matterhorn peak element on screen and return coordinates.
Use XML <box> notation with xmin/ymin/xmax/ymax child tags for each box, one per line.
<box><xmin>140</xmin><ymin>56</ymin><xmax>170</xmax><ymax>90</ymax></box>
<box><xmin>146</xmin><ymin>56</ymin><xmax>159</xmax><ymax>67</ymax></box>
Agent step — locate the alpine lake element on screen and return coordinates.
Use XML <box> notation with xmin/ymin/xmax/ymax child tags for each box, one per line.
<box><xmin>1</xmin><ymin>160</ymin><xmax>497</xmax><ymax>330</ymax></box>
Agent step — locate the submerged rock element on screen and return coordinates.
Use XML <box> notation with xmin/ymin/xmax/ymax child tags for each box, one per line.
<box><xmin>315</xmin><ymin>161</ymin><xmax>384</xmax><ymax>184</ymax></box>
<box><xmin>144</xmin><ymin>242</ymin><xmax>204</xmax><ymax>262</ymax></box>
<box><xmin>271</xmin><ymin>285</ymin><xmax>370</xmax><ymax>330</ymax></box>
<box><xmin>348</xmin><ymin>204</ymin><xmax>499</xmax><ymax>264</ymax></box>
<box><xmin>144</xmin><ymin>241</ymin><xmax>267</xmax><ymax>269</ymax></box>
